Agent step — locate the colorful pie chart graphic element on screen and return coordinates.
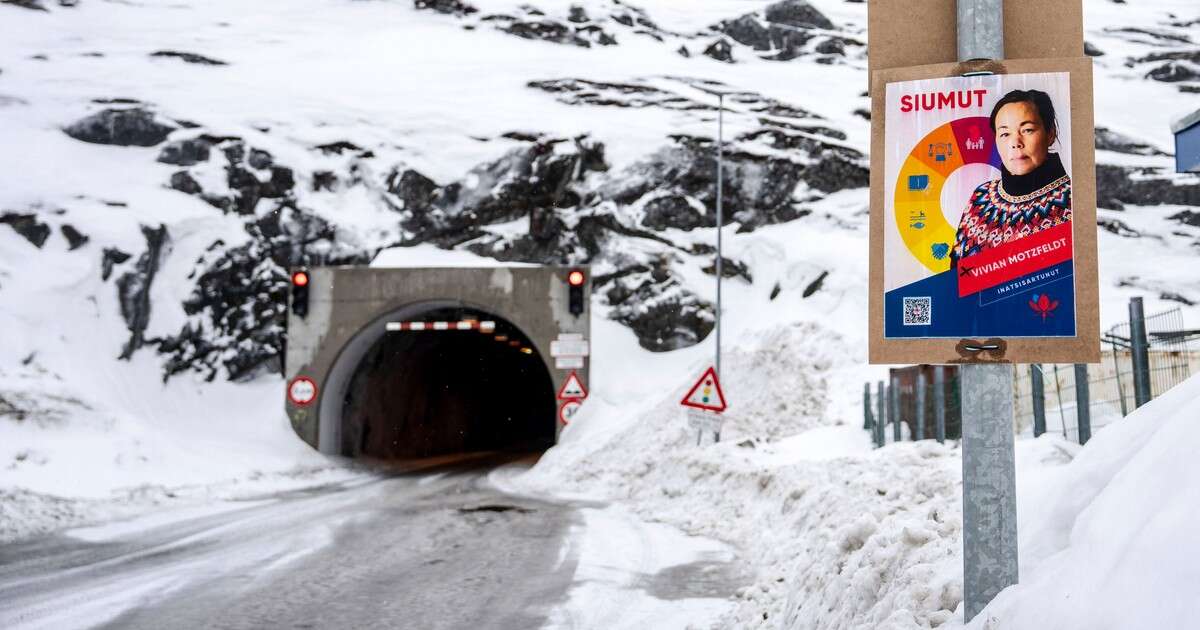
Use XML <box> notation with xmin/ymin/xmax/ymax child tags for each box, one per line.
<box><xmin>894</xmin><ymin>116</ymin><xmax>1002</xmax><ymax>274</ymax></box>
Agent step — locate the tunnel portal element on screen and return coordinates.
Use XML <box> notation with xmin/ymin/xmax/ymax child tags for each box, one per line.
<box><xmin>284</xmin><ymin>266</ymin><xmax>590</xmax><ymax>457</ymax></box>
<box><xmin>340</xmin><ymin>308</ymin><xmax>556</xmax><ymax>458</ymax></box>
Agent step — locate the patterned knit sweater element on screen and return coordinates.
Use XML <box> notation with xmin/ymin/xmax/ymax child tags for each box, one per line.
<box><xmin>952</xmin><ymin>153</ymin><xmax>1072</xmax><ymax>263</ymax></box>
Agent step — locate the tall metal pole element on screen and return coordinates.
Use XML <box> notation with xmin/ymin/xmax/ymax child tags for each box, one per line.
<box><xmin>1074</xmin><ymin>364</ymin><xmax>1092</xmax><ymax>444</ymax></box>
<box><xmin>1030</xmin><ymin>364</ymin><xmax>1046</xmax><ymax>437</ymax></box>
<box><xmin>715</xmin><ymin>93</ymin><xmax>724</xmax><ymax>379</ymax></box>
<box><xmin>934</xmin><ymin>366</ymin><xmax>946</xmax><ymax>444</ymax></box>
<box><xmin>957</xmin><ymin>0</ymin><xmax>1017</xmax><ymax>622</ymax></box>
<box><xmin>1129</xmin><ymin>297</ymin><xmax>1152</xmax><ymax>408</ymax></box>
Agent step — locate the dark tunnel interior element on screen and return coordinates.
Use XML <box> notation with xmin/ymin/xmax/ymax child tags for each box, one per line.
<box><xmin>340</xmin><ymin>307</ymin><xmax>557</xmax><ymax>459</ymax></box>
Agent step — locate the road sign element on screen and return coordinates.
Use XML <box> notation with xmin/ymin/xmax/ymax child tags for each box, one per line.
<box><xmin>551</xmin><ymin>339</ymin><xmax>589</xmax><ymax>357</ymax></box>
<box><xmin>557</xmin><ymin>370</ymin><xmax>587</xmax><ymax>400</ymax></box>
<box><xmin>686</xmin><ymin>409</ymin><xmax>723</xmax><ymax>433</ymax></box>
<box><xmin>555</xmin><ymin>356</ymin><xmax>584</xmax><ymax>369</ymax></box>
<box><xmin>559</xmin><ymin>399</ymin><xmax>582</xmax><ymax>425</ymax></box>
<box><xmin>680</xmin><ymin>366</ymin><xmax>726</xmax><ymax>413</ymax></box>
<box><xmin>288</xmin><ymin>376</ymin><xmax>318</xmax><ymax>406</ymax></box>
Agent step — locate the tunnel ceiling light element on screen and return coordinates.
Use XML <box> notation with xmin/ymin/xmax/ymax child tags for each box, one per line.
<box><xmin>567</xmin><ymin>269</ymin><xmax>585</xmax><ymax>287</ymax></box>
<box><xmin>509</xmin><ymin>340</ymin><xmax>521</xmax><ymax>347</ymax></box>
<box><xmin>494</xmin><ymin>335</ymin><xmax>508</xmax><ymax>342</ymax></box>
<box><xmin>520</xmin><ymin>347</ymin><xmax>533</xmax><ymax>354</ymax></box>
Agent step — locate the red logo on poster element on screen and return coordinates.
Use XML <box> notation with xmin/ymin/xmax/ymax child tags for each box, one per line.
<box><xmin>1029</xmin><ymin>294</ymin><xmax>1060</xmax><ymax>322</ymax></box>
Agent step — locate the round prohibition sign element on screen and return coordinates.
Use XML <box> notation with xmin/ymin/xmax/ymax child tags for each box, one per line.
<box><xmin>288</xmin><ymin>376</ymin><xmax>318</xmax><ymax>406</ymax></box>
<box><xmin>559</xmin><ymin>399</ymin><xmax>582</xmax><ymax>426</ymax></box>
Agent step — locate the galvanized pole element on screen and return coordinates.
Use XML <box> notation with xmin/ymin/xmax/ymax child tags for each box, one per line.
<box><xmin>933</xmin><ymin>366</ymin><xmax>946</xmax><ymax>444</ymax></box>
<box><xmin>890</xmin><ymin>375</ymin><xmax>902</xmax><ymax>442</ymax></box>
<box><xmin>957</xmin><ymin>0</ymin><xmax>1017</xmax><ymax>622</ymax></box>
<box><xmin>715</xmin><ymin>93</ymin><xmax>724</xmax><ymax>380</ymax></box>
<box><xmin>1030</xmin><ymin>364</ymin><xmax>1046</xmax><ymax>437</ymax></box>
<box><xmin>1129</xmin><ymin>297</ymin><xmax>1152</xmax><ymax>408</ymax></box>
<box><xmin>916</xmin><ymin>371</ymin><xmax>927</xmax><ymax>440</ymax></box>
<box><xmin>960</xmin><ymin>364</ymin><xmax>1018</xmax><ymax>621</ymax></box>
<box><xmin>876</xmin><ymin>380</ymin><xmax>887</xmax><ymax>447</ymax></box>
<box><xmin>1111</xmin><ymin>339</ymin><xmax>1129</xmax><ymax>417</ymax></box>
<box><xmin>1074</xmin><ymin>364</ymin><xmax>1092</xmax><ymax>444</ymax></box>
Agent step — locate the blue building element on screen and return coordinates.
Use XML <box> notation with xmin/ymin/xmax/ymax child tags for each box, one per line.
<box><xmin>1172</xmin><ymin>108</ymin><xmax>1200</xmax><ymax>173</ymax></box>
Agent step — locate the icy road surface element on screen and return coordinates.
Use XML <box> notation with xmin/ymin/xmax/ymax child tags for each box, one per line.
<box><xmin>0</xmin><ymin>454</ymin><xmax>745</xmax><ymax>630</ymax></box>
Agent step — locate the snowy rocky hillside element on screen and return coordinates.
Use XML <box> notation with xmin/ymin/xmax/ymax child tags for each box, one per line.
<box><xmin>1</xmin><ymin>0</ymin><xmax>1199</xmax><ymax>595</ymax></box>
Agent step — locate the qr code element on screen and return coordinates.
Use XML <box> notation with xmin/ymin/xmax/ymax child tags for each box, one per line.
<box><xmin>903</xmin><ymin>296</ymin><xmax>932</xmax><ymax>326</ymax></box>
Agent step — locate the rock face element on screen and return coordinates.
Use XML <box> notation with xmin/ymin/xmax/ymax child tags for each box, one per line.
<box><xmin>150</xmin><ymin>50</ymin><xmax>228</xmax><ymax>65</ymax></box>
<box><xmin>159</xmin><ymin>206</ymin><xmax>371</xmax><ymax>381</ymax></box>
<box><xmin>117</xmin><ymin>224</ymin><xmax>169</xmax><ymax>360</ymax></box>
<box><xmin>60</xmin><ymin>224</ymin><xmax>88</xmax><ymax>250</ymax></box>
<box><xmin>165</xmin><ymin>139</ymin><xmax>296</xmax><ymax>215</ymax></box>
<box><xmin>764</xmin><ymin>0</ymin><xmax>834</xmax><ymax>30</ymax></box>
<box><xmin>1094</xmin><ymin>127</ymin><xmax>1169</xmax><ymax>156</ymax></box>
<box><xmin>605</xmin><ymin>262</ymin><xmax>715</xmax><ymax>352</ymax></box>
<box><xmin>101</xmin><ymin>247</ymin><xmax>131</xmax><ymax>281</ymax></box>
<box><xmin>1096</xmin><ymin>165</ymin><xmax>1200</xmax><ymax>209</ymax></box>
<box><xmin>413</xmin><ymin>0</ymin><xmax>476</xmax><ymax>16</ymax></box>
<box><xmin>63</xmin><ymin>108</ymin><xmax>175</xmax><ymax>147</ymax></box>
<box><xmin>704</xmin><ymin>38</ymin><xmax>735</xmax><ymax>63</ymax></box>
<box><xmin>157</xmin><ymin>137</ymin><xmax>212</xmax><ymax>166</ymax></box>
<box><xmin>0</xmin><ymin>213</ymin><xmax>51</xmax><ymax>248</ymax></box>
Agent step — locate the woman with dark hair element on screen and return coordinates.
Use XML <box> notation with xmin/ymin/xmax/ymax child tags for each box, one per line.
<box><xmin>952</xmin><ymin>89</ymin><xmax>1071</xmax><ymax>262</ymax></box>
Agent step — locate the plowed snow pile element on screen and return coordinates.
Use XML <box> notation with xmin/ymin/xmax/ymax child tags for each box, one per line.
<box><xmin>518</xmin><ymin>335</ymin><xmax>1200</xmax><ymax>629</ymax></box>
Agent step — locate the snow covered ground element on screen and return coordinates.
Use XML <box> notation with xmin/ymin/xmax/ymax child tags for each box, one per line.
<box><xmin>1</xmin><ymin>0</ymin><xmax>1199</xmax><ymax>628</ymax></box>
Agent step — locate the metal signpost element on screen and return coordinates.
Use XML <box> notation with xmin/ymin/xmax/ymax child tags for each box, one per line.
<box><xmin>956</xmin><ymin>1</ymin><xmax>1020</xmax><ymax>620</ymax></box>
<box><xmin>868</xmin><ymin>0</ymin><xmax>1101</xmax><ymax>620</ymax></box>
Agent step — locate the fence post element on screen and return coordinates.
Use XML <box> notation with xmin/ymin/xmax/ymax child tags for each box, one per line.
<box><xmin>916</xmin><ymin>371</ymin><xmax>927</xmax><ymax>440</ymax></box>
<box><xmin>876</xmin><ymin>380</ymin><xmax>887</xmax><ymax>447</ymax></box>
<box><xmin>934</xmin><ymin>366</ymin><xmax>946</xmax><ymax>444</ymax></box>
<box><xmin>890</xmin><ymin>375</ymin><xmax>902</xmax><ymax>442</ymax></box>
<box><xmin>864</xmin><ymin>382</ymin><xmax>874</xmax><ymax>431</ymax></box>
<box><xmin>1129</xmin><ymin>297</ymin><xmax>1152</xmax><ymax>408</ymax></box>
<box><xmin>1030</xmin><ymin>364</ymin><xmax>1046</xmax><ymax>437</ymax></box>
<box><xmin>1074</xmin><ymin>364</ymin><xmax>1092</xmax><ymax>444</ymax></box>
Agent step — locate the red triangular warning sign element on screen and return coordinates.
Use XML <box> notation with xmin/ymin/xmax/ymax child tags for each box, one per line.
<box><xmin>557</xmin><ymin>370</ymin><xmax>588</xmax><ymax>400</ymax></box>
<box><xmin>680</xmin><ymin>366</ymin><xmax>726</xmax><ymax>412</ymax></box>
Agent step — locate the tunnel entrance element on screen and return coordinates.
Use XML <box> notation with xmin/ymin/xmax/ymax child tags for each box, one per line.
<box><xmin>339</xmin><ymin>307</ymin><xmax>557</xmax><ymax>459</ymax></box>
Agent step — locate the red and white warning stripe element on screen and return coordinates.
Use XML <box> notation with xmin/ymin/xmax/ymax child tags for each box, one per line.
<box><xmin>386</xmin><ymin>320</ymin><xmax>496</xmax><ymax>332</ymax></box>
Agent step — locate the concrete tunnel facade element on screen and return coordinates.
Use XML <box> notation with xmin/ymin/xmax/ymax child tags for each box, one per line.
<box><xmin>284</xmin><ymin>266</ymin><xmax>590</xmax><ymax>458</ymax></box>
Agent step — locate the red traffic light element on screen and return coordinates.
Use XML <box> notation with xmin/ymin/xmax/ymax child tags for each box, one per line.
<box><xmin>567</xmin><ymin>270</ymin><xmax>585</xmax><ymax>287</ymax></box>
<box><xmin>292</xmin><ymin>271</ymin><xmax>309</xmax><ymax>287</ymax></box>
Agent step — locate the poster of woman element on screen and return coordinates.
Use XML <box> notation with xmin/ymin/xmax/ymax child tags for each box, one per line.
<box><xmin>880</xmin><ymin>71</ymin><xmax>1081</xmax><ymax>341</ymax></box>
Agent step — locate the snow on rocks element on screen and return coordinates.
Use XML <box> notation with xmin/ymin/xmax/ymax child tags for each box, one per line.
<box><xmin>62</xmin><ymin>108</ymin><xmax>175</xmax><ymax>147</ymax></box>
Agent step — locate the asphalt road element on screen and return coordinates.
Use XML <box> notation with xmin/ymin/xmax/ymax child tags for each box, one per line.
<box><xmin>0</xmin><ymin>454</ymin><xmax>587</xmax><ymax>630</ymax></box>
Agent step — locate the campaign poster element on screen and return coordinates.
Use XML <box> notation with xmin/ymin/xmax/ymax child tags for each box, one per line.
<box><xmin>882</xmin><ymin>72</ymin><xmax>1076</xmax><ymax>340</ymax></box>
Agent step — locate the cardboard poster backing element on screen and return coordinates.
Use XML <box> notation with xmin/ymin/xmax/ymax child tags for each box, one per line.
<box><xmin>866</xmin><ymin>0</ymin><xmax>1084</xmax><ymax>93</ymax></box>
<box><xmin>868</xmin><ymin>56</ymin><xmax>1101</xmax><ymax>365</ymax></box>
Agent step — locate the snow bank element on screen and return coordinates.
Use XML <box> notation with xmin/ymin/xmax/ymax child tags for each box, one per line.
<box><xmin>956</xmin><ymin>373</ymin><xmax>1200</xmax><ymax>630</ymax></box>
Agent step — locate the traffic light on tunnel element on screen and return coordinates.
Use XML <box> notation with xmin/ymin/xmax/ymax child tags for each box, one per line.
<box><xmin>567</xmin><ymin>269</ymin><xmax>585</xmax><ymax>316</ymax></box>
<box><xmin>291</xmin><ymin>269</ymin><xmax>309</xmax><ymax>318</ymax></box>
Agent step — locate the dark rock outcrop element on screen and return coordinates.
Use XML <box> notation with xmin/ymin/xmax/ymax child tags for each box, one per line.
<box><xmin>60</xmin><ymin>224</ymin><xmax>88</xmax><ymax>250</ymax></box>
<box><xmin>100</xmin><ymin>247</ymin><xmax>131</xmax><ymax>280</ymax></box>
<box><xmin>158</xmin><ymin>205</ymin><xmax>370</xmax><ymax>381</ymax></box>
<box><xmin>157</xmin><ymin>137</ymin><xmax>212</xmax><ymax>166</ymax></box>
<box><xmin>605</xmin><ymin>265</ymin><xmax>715</xmax><ymax>352</ymax></box>
<box><xmin>642</xmin><ymin>195</ymin><xmax>705</xmax><ymax>231</ymax></box>
<box><xmin>704</xmin><ymin>38</ymin><xmax>734</xmax><ymax>63</ymax></box>
<box><xmin>720</xmin><ymin>15</ymin><xmax>771</xmax><ymax>50</ymax></box>
<box><xmin>764</xmin><ymin>0</ymin><xmax>833</xmax><ymax>30</ymax></box>
<box><xmin>1094</xmin><ymin>126</ymin><xmax>1169</xmax><ymax>156</ymax></box>
<box><xmin>150</xmin><ymin>50</ymin><xmax>228</xmax><ymax>65</ymax></box>
<box><xmin>0</xmin><ymin>213</ymin><xmax>51</xmax><ymax>248</ymax></box>
<box><xmin>64</xmin><ymin>108</ymin><xmax>175</xmax><ymax>147</ymax></box>
<box><xmin>413</xmin><ymin>0</ymin><xmax>477</xmax><ymax>16</ymax></box>
<box><xmin>1169</xmin><ymin>210</ymin><xmax>1200</xmax><ymax>227</ymax></box>
<box><xmin>1096</xmin><ymin>165</ymin><xmax>1200</xmax><ymax>209</ymax></box>
<box><xmin>117</xmin><ymin>224</ymin><xmax>169</xmax><ymax>360</ymax></box>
